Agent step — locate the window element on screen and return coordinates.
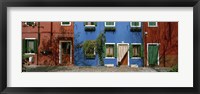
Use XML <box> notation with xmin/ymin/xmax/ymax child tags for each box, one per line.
<box><xmin>84</xmin><ymin>22</ymin><xmax>96</xmax><ymax>31</ymax></box>
<box><xmin>25</xmin><ymin>22</ymin><xmax>35</xmax><ymax>26</ymax></box>
<box><xmin>106</xmin><ymin>44</ymin><xmax>115</xmax><ymax>58</ymax></box>
<box><xmin>105</xmin><ymin>22</ymin><xmax>115</xmax><ymax>27</ymax></box>
<box><xmin>84</xmin><ymin>22</ymin><xmax>96</xmax><ymax>27</ymax></box>
<box><xmin>130</xmin><ymin>22</ymin><xmax>141</xmax><ymax>27</ymax></box>
<box><xmin>61</xmin><ymin>22</ymin><xmax>71</xmax><ymax>26</ymax></box>
<box><xmin>132</xmin><ymin>44</ymin><xmax>141</xmax><ymax>57</ymax></box>
<box><xmin>148</xmin><ymin>22</ymin><xmax>157</xmax><ymax>27</ymax></box>
<box><xmin>85</xmin><ymin>48</ymin><xmax>95</xmax><ymax>58</ymax></box>
<box><xmin>23</xmin><ymin>39</ymin><xmax>37</xmax><ymax>54</ymax></box>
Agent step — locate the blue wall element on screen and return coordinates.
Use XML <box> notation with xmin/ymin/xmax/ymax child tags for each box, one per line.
<box><xmin>74</xmin><ymin>22</ymin><xmax>143</xmax><ymax>67</ymax></box>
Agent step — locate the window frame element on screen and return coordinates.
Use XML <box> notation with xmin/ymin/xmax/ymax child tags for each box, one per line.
<box><xmin>104</xmin><ymin>22</ymin><xmax>115</xmax><ymax>27</ymax></box>
<box><xmin>60</xmin><ymin>22</ymin><xmax>71</xmax><ymax>26</ymax></box>
<box><xmin>84</xmin><ymin>22</ymin><xmax>96</xmax><ymax>27</ymax></box>
<box><xmin>24</xmin><ymin>22</ymin><xmax>36</xmax><ymax>26</ymax></box>
<box><xmin>130</xmin><ymin>22</ymin><xmax>141</xmax><ymax>27</ymax></box>
<box><xmin>148</xmin><ymin>22</ymin><xmax>158</xmax><ymax>27</ymax></box>
<box><xmin>24</xmin><ymin>38</ymin><xmax>37</xmax><ymax>55</ymax></box>
<box><xmin>131</xmin><ymin>43</ymin><xmax>142</xmax><ymax>59</ymax></box>
<box><xmin>105</xmin><ymin>43</ymin><xmax>115</xmax><ymax>59</ymax></box>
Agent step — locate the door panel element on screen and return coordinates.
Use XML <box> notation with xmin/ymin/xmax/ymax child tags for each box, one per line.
<box><xmin>148</xmin><ymin>45</ymin><xmax>158</xmax><ymax>66</ymax></box>
<box><xmin>121</xmin><ymin>52</ymin><xmax>128</xmax><ymax>65</ymax></box>
<box><xmin>118</xmin><ymin>44</ymin><xmax>129</xmax><ymax>66</ymax></box>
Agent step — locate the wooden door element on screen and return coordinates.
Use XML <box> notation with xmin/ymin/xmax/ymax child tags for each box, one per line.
<box><xmin>121</xmin><ymin>52</ymin><xmax>128</xmax><ymax>65</ymax></box>
<box><xmin>117</xmin><ymin>44</ymin><xmax>129</xmax><ymax>66</ymax></box>
<box><xmin>148</xmin><ymin>45</ymin><xmax>158</xmax><ymax>66</ymax></box>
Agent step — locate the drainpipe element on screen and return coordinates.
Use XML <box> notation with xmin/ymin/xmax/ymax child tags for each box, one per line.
<box><xmin>37</xmin><ymin>22</ymin><xmax>40</xmax><ymax>65</ymax></box>
<box><xmin>51</xmin><ymin>22</ymin><xmax>53</xmax><ymax>46</ymax></box>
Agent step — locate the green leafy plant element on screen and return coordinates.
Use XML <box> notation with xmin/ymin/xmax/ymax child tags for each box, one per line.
<box><xmin>85</xmin><ymin>27</ymin><xmax>96</xmax><ymax>31</ymax></box>
<box><xmin>104</xmin><ymin>27</ymin><xmax>116</xmax><ymax>31</ymax></box>
<box><xmin>96</xmin><ymin>32</ymin><xmax>106</xmax><ymax>66</ymax></box>
<box><xmin>130</xmin><ymin>27</ymin><xmax>141</xmax><ymax>32</ymax></box>
<box><xmin>83</xmin><ymin>40</ymin><xmax>96</xmax><ymax>59</ymax></box>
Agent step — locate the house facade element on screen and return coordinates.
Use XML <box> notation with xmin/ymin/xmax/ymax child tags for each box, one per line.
<box><xmin>22</xmin><ymin>22</ymin><xmax>74</xmax><ymax>66</ymax></box>
<box><xmin>142</xmin><ymin>22</ymin><xmax>178</xmax><ymax>67</ymax></box>
<box><xmin>74</xmin><ymin>22</ymin><xmax>144</xmax><ymax>67</ymax></box>
<box><xmin>22</xmin><ymin>21</ymin><xmax>178</xmax><ymax>67</ymax></box>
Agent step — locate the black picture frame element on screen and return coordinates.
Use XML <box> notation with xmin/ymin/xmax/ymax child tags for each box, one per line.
<box><xmin>0</xmin><ymin>0</ymin><xmax>199</xmax><ymax>94</ymax></box>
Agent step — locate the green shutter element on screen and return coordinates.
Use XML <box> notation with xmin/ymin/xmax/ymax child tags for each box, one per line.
<box><xmin>103</xmin><ymin>44</ymin><xmax>106</xmax><ymax>58</ymax></box>
<box><xmin>141</xmin><ymin>44</ymin><xmax>144</xmax><ymax>57</ymax></box>
<box><xmin>34</xmin><ymin>40</ymin><xmax>38</xmax><ymax>53</ymax></box>
<box><xmin>129</xmin><ymin>44</ymin><xmax>133</xmax><ymax>58</ymax></box>
<box><xmin>94</xmin><ymin>22</ymin><xmax>97</xmax><ymax>26</ymax></box>
<box><xmin>22</xmin><ymin>39</ymin><xmax>26</xmax><ymax>54</ymax></box>
<box><xmin>114</xmin><ymin>44</ymin><xmax>117</xmax><ymax>58</ymax></box>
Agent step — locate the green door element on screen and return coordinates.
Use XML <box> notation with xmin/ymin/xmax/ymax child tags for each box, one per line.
<box><xmin>148</xmin><ymin>45</ymin><xmax>158</xmax><ymax>66</ymax></box>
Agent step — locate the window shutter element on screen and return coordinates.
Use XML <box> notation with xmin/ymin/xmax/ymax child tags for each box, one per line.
<box><xmin>114</xmin><ymin>44</ymin><xmax>117</xmax><ymax>58</ymax></box>
<box><xmin>94</xmin><ymin>22</ymin><xmax>97</xmax><ymax>26</ymax></box>
<box><xmin>34</xmin><ymin>40</ymin><xmax>38</xmax><ymax>53</ymax></box>
<box><xmin>129</xmin><ymin>44</ymin><xmax>133</xmax><ymax>58</ymax></box>
<box><xmin>103</xmin><ymin>44</ymin><xmax>106</xmax><ymax>58</ymax></box>
<box><xmin>141</xmin><ymin>44</ymin><xmax>144</xmax><ymax>57</ymax></box>
<box><xmin>22</xmin><ymin>39</ymin><xmax>26</xmax><ymax>54</ymax></box>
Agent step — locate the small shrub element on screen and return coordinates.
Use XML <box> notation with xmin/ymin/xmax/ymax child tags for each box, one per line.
<box><xmin>169</xmin><ymin>64</ymin><xmax>178</xmax><ymax>72</ymax></box>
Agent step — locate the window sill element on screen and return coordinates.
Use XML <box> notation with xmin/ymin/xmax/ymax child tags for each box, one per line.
<box><xmin>85</xmin><ymin>25</ymin><xmax>96</xmax><ymax>27</ymax></box>
<box><xmin>131</xmin><ymin>57</ymin><xmax>141</xmax><ymax>59</ymax></box>
<box><xmin>148</xmin><ymin>26</ymin><xmax>158</xmax><ymax>27</ymax></box>
<box><xmin>25</xmin><ymin>53</ymin><xmax>36</xmax><ymax>55</ymax></box>
<box><xmin>105</xmin><ymin>57</ymin><xmax>115</xmax><ymax>59</ymax></box>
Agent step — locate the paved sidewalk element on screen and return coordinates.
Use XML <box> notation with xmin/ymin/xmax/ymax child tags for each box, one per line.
<box><xmin>24</xmin><ymin>65</ymin><xmax>166</xmax><ymax>72</ymax></box>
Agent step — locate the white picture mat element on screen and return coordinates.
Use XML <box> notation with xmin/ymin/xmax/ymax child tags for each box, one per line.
<box><xmin>7</xmin><ymin>7</ymin><xmax>193</xmax><ymax>87</ymax></box>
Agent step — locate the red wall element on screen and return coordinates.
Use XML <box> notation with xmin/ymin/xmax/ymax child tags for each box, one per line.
<box><xmin>22</xmin><ymin>22</ymin><xmax>74</xmax><ymax>65</ymax></box>
<box><xmin>143</xmin><ymin>22</ymin><xmax>178</xmax><ymax>67</ymax></box>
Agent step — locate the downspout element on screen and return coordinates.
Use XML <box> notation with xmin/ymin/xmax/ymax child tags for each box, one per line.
<box><xmin>37</xmin><ymin>22</ymin><xmax>40</xmax><ymax>65</ymax></box>
<box><xmin>51</xmin><ymin>22</ymin><xmax>53</xmax><ymax>46</ymax></box>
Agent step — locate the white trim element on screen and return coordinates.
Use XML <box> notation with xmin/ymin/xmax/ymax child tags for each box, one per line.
<box><xmin>146</xmin><ymin>43</ymin><xmax>160</xmax><ymax>66</ymax></box>
<box><xmin>24</xmin><ymin>53</ymin><xmax>35</xmax><ymax>55</ymax></box>
<box><xmin>85</xmin><ymin>25</ymin><xmax>96</xmax><ymax>27</ymax></box>
<box><xmin>117</xmin><ymin>42</ymin><xmax>129</xmax><ymax>66</ymax></box>
<box><xmin>24</xmin><ymin>38</ymin><xmax>36</xmax><ymax>40</ymax></box>
<box><xmin>131</xmin><ymin>43</ymin><xmax>141</xmax><ymax>45</ymax></box>
<box><xmin>59</xmin><ymin>40</ymin><xmax>72</xmax><ymax>64</ymax></box>
<box><xmin>105</xmin><ymin>43</ymin><xmax>115</xmax><ymax>59</ymax></box>
<box><xmin>148</xmin><ymin>22</ymin><xmax>158</xmax><ymax>27</ymax></box>
<box><xmin>131</xmin><ymin>57</ymin><xmax>141</xmax><ymax>59</ymax></box>
<box><xmin>104</xmin><ymin>22</ymin><xmax>115</xmax><ymax>27</ymax></box>
<box><xmin>84</xmin><ymin>22</ymin><xmax>96</xmax><ymax>27</ymax></box>
<box><xmin>130</xmin><ymin>22</ymin><xmax>141</xmax><ymax>27</ymax></box>
<box><xmin>60</xmin><ymin>22</ymin><xmax>71</xmax><ymax>26</ymax></box>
